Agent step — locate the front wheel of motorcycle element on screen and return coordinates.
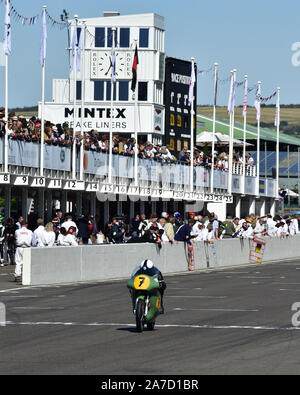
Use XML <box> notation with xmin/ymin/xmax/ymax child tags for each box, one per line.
<box><xmin>136</xmin><ymin>299</ymin><xmax>145</xmax><ymax>333</ymax></box>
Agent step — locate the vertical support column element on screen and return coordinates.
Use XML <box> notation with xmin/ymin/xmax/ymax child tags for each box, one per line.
<box><xmin>76</xmin><ymin>191</ymin><xmax>82</xmax><ymax>218</ymax></box>
<box><xmin>249</xmin><ymin>197</ymin><xmax>256</xmax><ymax>216</ymax></box>
<box><xmin>104</xmin><ymin>200</ymin><xmax>110</xmax><ymax>224</ymax></box>
<box><xmin>130</xmin><ymin>201</ymin><xmax>135</xmax><ymax>220</ymax></box>
<box><xmin>235</xmin><ymin>196</ymin><xmax>241</xmax><ymax>218</ymax></box>
<box><xmin>260</xmin><ymin>198</ymin><xmax>266</xmax><ymax>218</ymax></box>
<box><xmin>151</xmin><ymin>201</ymin><xmax>157</xmax><ymax>214</ymax></box>
<box><xmin>140</xmin><ymin>200</ymin><xmax>145</xmax><ymax>215</ymax></box>
<box><xmin>4</xmin><ymin>185</ymin><xmax>11</xmax><ymax>219</ymax></box>
<box><xmin>37</xmin><ymin>189</ymin><xmax>45</xmax><ymax>219</ymax></box>
<box><xmin>61</xmin><ymin>191</ymin><xmax>68</xmax><ymax>215</ymax></box>
<box><xmin>45</xmin><ymin>190</ymin><xmax>53</xmax><ymax>222</ymax></box>
<box><xmin>117</xmin><ymin>200</ymin><xmax>122</xmax><ymax>216</ymax></box>
<box><xmin>21</xmin><ymin>187</ymin><xmax>28</xmax><ymax>222</ymax></box>
<box><xmin>90</xmin><ymin>193</ymin><xmax>96</xmax><ymax>216</ymax></box>
<box><xmin>270</xmin><ymin>199</ymin><xmax>276</xmax><ymax>217</ymax></box>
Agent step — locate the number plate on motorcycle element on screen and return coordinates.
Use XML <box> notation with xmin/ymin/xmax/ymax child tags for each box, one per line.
<box><xmin>134</xmin><ymin>275</ymin><xmax>151</xmax><ymax>290</ymax></box>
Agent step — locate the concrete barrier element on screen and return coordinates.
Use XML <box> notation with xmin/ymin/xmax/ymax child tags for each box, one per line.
<box><xmin>22</xmin><ymin>236</ymin><xmax>300</xmax><ymax>286</ymax></box>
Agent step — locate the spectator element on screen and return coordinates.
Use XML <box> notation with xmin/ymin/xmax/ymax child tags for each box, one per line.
<box><xmin>14</xmin><ymin>221</ymin><xmax>33</xmax><ymax>282</ymax></box>
<box><xmin>39</xmin><ymin>223</ymin><xmax>56</xmax><ymax>247</ymax></box>
<box><xmin>0</xmin><ymin>216</ymin><xmax>7</xmax><ymax>266</ymax></box>
<box><xmin>32</xmin><ymin>218</ymin><xmax>45</xmax><ymax>247</ymax></box>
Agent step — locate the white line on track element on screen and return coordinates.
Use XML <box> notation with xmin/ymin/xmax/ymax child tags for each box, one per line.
<box><xmin>173</xmin><ymin>308</ymin><xmax>260</xmax><ymax>312</ymax></box>
<box><xmin>168</xmin><ymin>295</ymin><xmax>227</xmax><ymax>299</ymax></box>
<box><xmin>280</xmin><ymin>289</ymin><xmax>300</xmax><ymax>292</ymax></box>
<box><xmin>10</xmin><ymin>307</ymin><xmax>65</xmax><ymax>311</ymax></box>
<box><xmin>273</xmin><ymin>283</ymin><xmax>300</xmax><ymax>285</ymax></box>
<box><xmin>4</xmin><ymin>321</ymin><xmax>300</xmax><ymax>332</ymax></box>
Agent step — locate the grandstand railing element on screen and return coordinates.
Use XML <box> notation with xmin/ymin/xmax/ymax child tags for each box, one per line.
<box><xmin>0</xmin><ymin>139</ymin><xmax>276</xmax><ymax>199</ymax></box>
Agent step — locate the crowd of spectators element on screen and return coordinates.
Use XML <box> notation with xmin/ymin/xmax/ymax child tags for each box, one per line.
<box><xmin>0</xmin><ymin>112</ymin><xmax>255</xmax><ymax>169</ymax></box>
<box><xmin>0</xmin><ymin>209</ymin><xmax>299</xmax><ymax>281</ymax></box>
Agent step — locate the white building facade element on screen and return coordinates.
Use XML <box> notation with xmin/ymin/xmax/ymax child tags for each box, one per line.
<box><xmin>41</xmin><ymin>12</ymin><xmax>165</xmax><ymax>144</ymax></box>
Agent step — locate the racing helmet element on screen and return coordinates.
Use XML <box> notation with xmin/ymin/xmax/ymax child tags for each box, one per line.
<box><xmin>140</xmin><ymin>260</ymin><xmax>154</xmax><ymax>270</ymax></box>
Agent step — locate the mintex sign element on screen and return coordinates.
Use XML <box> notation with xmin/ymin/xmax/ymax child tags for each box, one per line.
<box><xmin>40</xmin><ymin>104</ymin><xmax>164</xmax><ymax>134</ymax></box>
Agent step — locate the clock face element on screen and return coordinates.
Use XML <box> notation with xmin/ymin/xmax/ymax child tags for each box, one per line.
<box><xmin>91</xmin><ymin>51</ymin><xmax>132</xmax><ymax>80</ymax></box>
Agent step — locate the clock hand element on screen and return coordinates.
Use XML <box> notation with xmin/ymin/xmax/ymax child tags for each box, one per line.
<box><xmin>105</xmin><ymin>57</ymin><xmax>113</xmax><ymax>76</ymax></box>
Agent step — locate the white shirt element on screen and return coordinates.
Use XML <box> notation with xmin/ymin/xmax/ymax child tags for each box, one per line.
<box><xmin>192</xmin><ymin>222</ymin><xmax>202</xmax><ymax>237</ymax></box>
<box><xmin>292</xmin><ymin>218</ymin><xmax>299</xmax><ymax>234</ymax></box>
<box><xmin>32</xmin><ymin>225</ymin><xmax>45</xmax><ymax>247</ymax></box>
<box><xmin>38</xmin><ymin>230</ymin><xmax>56</xmax><ymax>247</ymax></box>
<box><xmin>57</xmin><ymin>234</ymin><xmax>78</xmax><ymax>246</ymax></box>
<box><xmin>15</xmin><ymin>227</ymin><xmax>33</xmax><ymax>247</ymax></box>
<box><xmin>158</xmin><ymin>223</ymin><xmax>169</xmax><ymax>242</ymax></box>
<box><xmin>61</xmin><ymin>220</ymin><xmax>78</xmax><ymax>234</ymax></box>
<box><xmin>267</xmin><ymin>218</ymin><xmax>277</xmax><ymax>236</ymax></box>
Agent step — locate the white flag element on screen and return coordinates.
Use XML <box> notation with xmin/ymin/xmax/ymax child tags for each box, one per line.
<box><xmin>242</xmin><ymin>78</ymin><xmax>248</xmax><ymax>117</ymax></box>
<box><xmin>40</xmin><ymin>8</ymin><xmax>47</xmax><ymax>66</ymax></box>
<box><xmin>275</xmin><ymin>92</ymin><xmax>280</xmax><ymax>127</ymax></box>
<box><xmin>254</xmin><ymin>85</ymin><xmax>261</xmax><ymax>121</ymax></box>
<box><xmin>227</xmin><ymin>73</ymin><xmax>236</xmax><ymax>113</ymax></box>
<box><xmin>70</xmin><ymin>20</ymin><xmax>78</xmax><ymax>72</ymax></box>
<box><xmin>4</xmin><ymin>0</ymin><xmax>11</xmax><ymax>56</ymax></box>
<box><xmin>77</xmin><ymin>28</ymin><xmax>83</xmax><ymax>72</ymax></box>
<box><xmin>188</xmin><ymin>63</ymin><xmax>196</xmax><ymax>106</ymax></box>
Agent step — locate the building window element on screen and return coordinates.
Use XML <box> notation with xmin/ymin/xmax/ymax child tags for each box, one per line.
<box><xmin>120</xmin><ymin>28</ymin><xmax>130</xmax><ymax>48</ymax></box>
<box><xmin>95</xmin><ymin>27</ymin><xmax>105</xmax><ymax>48</ymax></box>
<box><xmin>139</xmin><ymin>28</ymin><xmax>149</xmax><ymax>48</ymax></box>
<box><xmin>107</xmin><ymin>28</ymin><xmax>118</xmax><ymax>48</ymax></box>
<box><xmin>76</xmin><ymin>81</ymin><xmax>82</xmax><ymax>101</ymax></box>
<box><xmin>106</xmin><ymin>81</ymin><xmax>117</xmax><ymax>101</ymax></box>
<box><xmin>94</xmin><ymin>81</ymin><xmax>104</xmax><ymax>101</ymax></box>
<box><xmin>170</xmin><ymin>113</ymin><xmax>175</xmax><ymax>126</ymax></box>
<box><xmin>138</xmin><ymin>82</ymin><xmax>148</xmax><ymax>101</ymax></box>
<box><xmin>119</xmin><ymin>81</ymin><xmax>129</xmax><ymax>101</ymax></box>
<box><xmin>177</xmin><ymin>114</ymin><xmax>182</xmax><ymax>127</ymax></box>
<box><xmin>77</xmin><ymin>28</ymin><xmax>82</xmax><ymax>44</ymax></box>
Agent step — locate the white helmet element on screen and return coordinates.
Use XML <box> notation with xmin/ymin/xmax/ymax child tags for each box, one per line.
<box><xmin>140</xmin><ymin>260</ymin><xmax>154</xmax><ymax>270</ymax></box>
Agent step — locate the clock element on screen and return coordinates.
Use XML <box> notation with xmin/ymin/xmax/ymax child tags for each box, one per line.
<box><xmin>91</xmin><ymin>51</ymin><xmax>132</xmax><ymax>80</ymax></box>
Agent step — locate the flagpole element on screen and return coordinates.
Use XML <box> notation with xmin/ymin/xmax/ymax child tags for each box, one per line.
<box><xmin>210</xmin><ymin>62</ymin><xmax>218</xmax><ymax>194</ymax></box>
<box><xmin>79</xmin><ymin>20</ymin><xmax>86</xmax><ymax>182</ymax></box>
<box><xmin>72</xmin><ymin>15</ymin><xmax>78</xmax><ymax>180</ymax></box>
<box><xmin>256</xmin><ymin>80</ymin><xmax>261</xmax><ymax>196</ymax></box>
<box><xmin>228</xmin><ymin>70</ymin><xmax>235</xmax><ymax>196</ymax></box>
<box><xmin>108</xmin><ymin>27</ymin><xmax>116</xmax><ymax>185</ymax></box>
<box><xmin>4</xmin><ymin>53</ymin><xmax>8</xmax><ymax>174</ymax></box>
<box><xmin>242</xmin><ymin>74</ymin><xmax>248</xmax><ymax>195</ymax></box>
<box><xmin>190</xmin><ymin>57</ymin><xmax>195</xmax><ymax>193</ymax></box>
<box><xmin>40</xmin><ymin>5</ymin><xmax>47</xmax><ymax>177</ymax></box>
<box><xmin>276</xmin><ymin>86</ymin><xmax>280</xmax><ymax>197</ymax></box>
<box><xmin>134</xmin><ymin>41</ymin><xmax>138</xmax><ymax>187</ymax></box>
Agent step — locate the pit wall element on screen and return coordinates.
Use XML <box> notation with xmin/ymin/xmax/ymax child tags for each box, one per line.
<box><xmin>22</xmin><ymin>236</ymin><xmax>300</xmax><ymax>286</ymax></box>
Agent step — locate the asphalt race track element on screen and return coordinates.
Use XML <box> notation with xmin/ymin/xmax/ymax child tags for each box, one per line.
<box><xmin>1</xmin><ymin>259</ymin><xmax>300</xmax><ymax>375</ymax></box>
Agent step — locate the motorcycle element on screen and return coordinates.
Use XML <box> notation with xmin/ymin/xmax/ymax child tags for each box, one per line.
<box><xmin>127</xmin><ymin>265</ymin><xmax>162</xmax><ymax>332</ymax></box>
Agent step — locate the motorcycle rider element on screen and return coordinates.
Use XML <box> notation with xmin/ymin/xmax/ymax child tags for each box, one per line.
<box><xmin>132</xmin><ymin>260</ymin><xmax>166</xmax><ymax>314</ymax></box>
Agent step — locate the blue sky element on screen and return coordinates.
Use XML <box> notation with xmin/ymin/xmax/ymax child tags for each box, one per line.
<box><xmin>1</xmin><ymin>0</ymin><xmax>300</xmax><ymax>107</ymax></box>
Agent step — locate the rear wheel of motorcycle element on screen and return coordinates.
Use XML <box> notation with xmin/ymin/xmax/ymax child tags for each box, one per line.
<box><xmin>147</xmin><ymin>321</ymin><xmax>155</xmax><ymax>331</ymax></box>
<box><xmin>136</xmin><ymin>299</ymin><xmax>145</xmax><ymax>333</ymax></box>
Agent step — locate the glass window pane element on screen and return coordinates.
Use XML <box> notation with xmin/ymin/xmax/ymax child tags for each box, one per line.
<box><xmin>120</xmin><ymin>28</ymin><xmax>130</xmax><ymax>48</ymax></box>
<box><xmin>106</xmin><ymin>81</ymin><xmax>117</xmax><ymax>101</ymax></box>
<box><xmin>138</xmin><ymin>82</ymin><xmax>148</xmax><ymax>101</ymax></box>
<box><xmin>95</xmin><ymin>27</ymin><xmax>105</xmax><ymax>48</ymax></box>
<box><xmin>139</xmin><ymin>28</ymin><xmax>149</xmax><ymax>48</ymax></box>
<box><xmin>76</xmin><ymin>81</ymin><xmax>82</xmax><ymax>101</ymax></box>
<box><xmin>94</xmin><ymin>81</ymin><xmax>104</xmax><ymax>101</ymax></box>
<box><xmin>119</xmin><ymin>81</ymin><xmax>129</xmax><ymax>101</ymax></box>
<box><xmin>107</xmin><ymin>28</ymin><xmax>118</xmax><ymax>48</ymax></box>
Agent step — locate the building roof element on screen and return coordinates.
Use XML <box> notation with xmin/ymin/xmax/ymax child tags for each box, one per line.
<box><xmin>197</xmin><ymin>114</ymin><xmax>300</xmax><ymax>147</ymax></box>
